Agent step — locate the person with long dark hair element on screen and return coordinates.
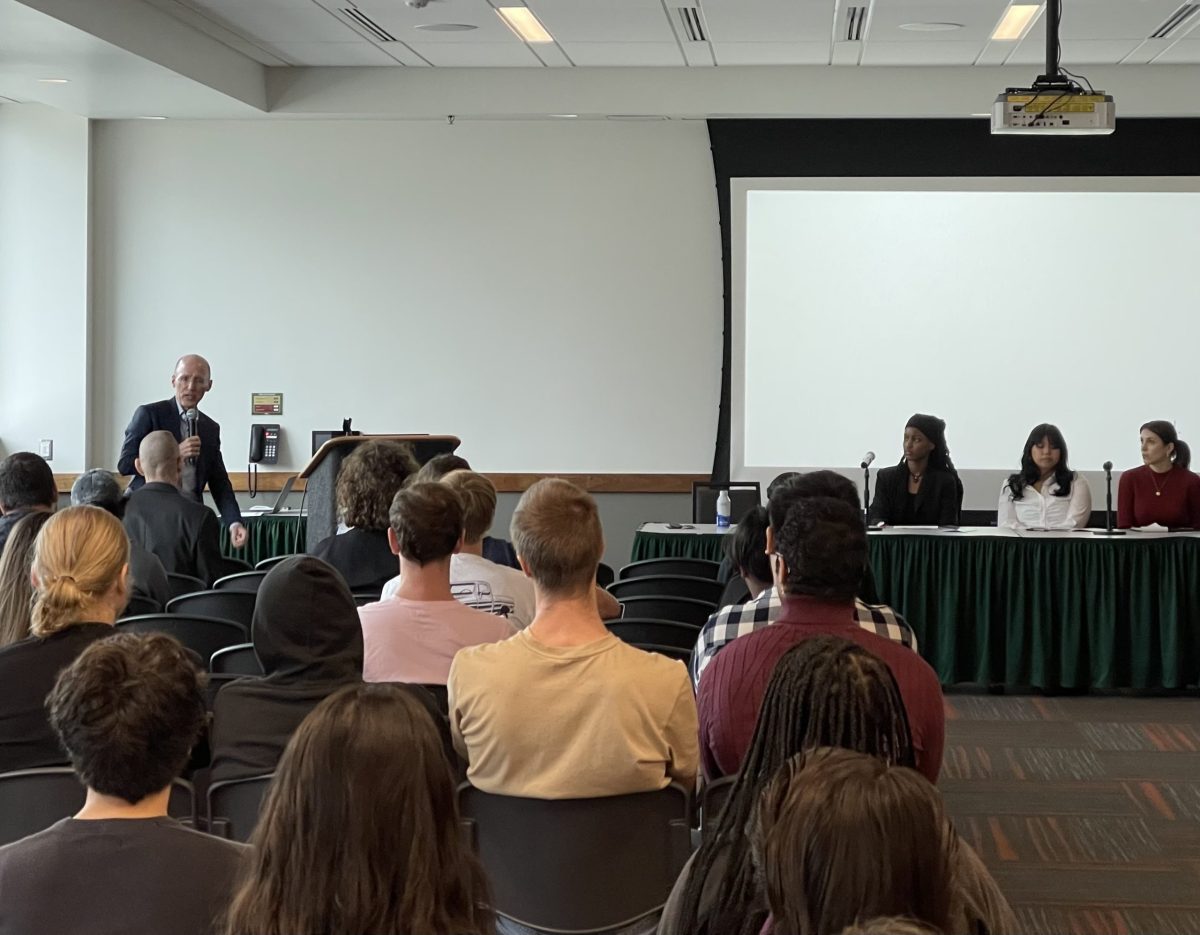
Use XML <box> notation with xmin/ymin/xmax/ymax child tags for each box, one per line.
<box><xmin>998</xmin><ymin>424</ymin><xmax>1092</xmax><ymax>529</ymax></box>
<box><xmin>1117</xmin><ymin>420</ymin><xmax>1200</xmax><ymax>529</ymax></box>
<box><xmin>660</xmin><ymin>635</ymin><xmax>1013</xmax><ymax>935</ymax></box>
<box><xmin>868</xmin><ymin>414</ymin><xmax>961</xmax><ymax>526</ymax></box>
<box><xmin>0</xmin><ymin>511</ymin><xmax>52</xmax><ymax>648</ymax></box>
<box><xmin>224</xmin><ymin>682</ymin><xmax>494</xmax><ymax>935</ymax></box>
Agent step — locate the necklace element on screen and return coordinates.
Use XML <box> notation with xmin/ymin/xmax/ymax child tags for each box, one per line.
<box><xmin>908</xmin><ymin>471</ymin><xmax>923</xmax><ymax>485</ymax></box>
<box><xmin>1152</xmin><ymin>469</ymin><xmax>1171</xmax><ymax>497</ymax></box>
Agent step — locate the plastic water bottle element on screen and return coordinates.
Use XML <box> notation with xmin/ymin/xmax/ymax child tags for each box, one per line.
<box><xmin>716</xmin><ymin>489</ymin><xmax>732</xmax><ymax>528</ymax></box>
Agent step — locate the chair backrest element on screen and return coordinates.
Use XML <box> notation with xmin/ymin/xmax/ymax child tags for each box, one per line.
<box><xmin>213</xmin><ymin>571</ymin><xmax>268</xmax><ymax>593</ymax></box>
<box><xmin>459</xmin><ymin>783</ymin><xmax>691</xmax><ymax>933</ymax></box>
<box><xmin>165</xmin><ymin>572</ymin><xmax>207</xmax><ymax>601</ymax></box>
<box><xmin>698</xmin><ymin>775</ymin><xmax>737</xmax><ymax>838</ymax></box>
<box><xmin>166</xmin><ymin>590</ymin><xmax>256</xmax><ymax>629</ymax></box>
<box><xmin>351</xmin><ymin>591</ymin><xmax>381</xmax><ymax>607</ymax></box>
<box><xmin>254</xmin><ymin>554</ymin><xmax>292</xmax><ymax>571</ymax></box>
<box><xmin>596</xmin><ymin>562</ymin><xmax>615</xmax><ymax>589</ymax></box>
<box><xmin>630</xmin><ymin>643</ymin><xmax>692</xmax><ymax>664</ymax></box>
<box><xmin>619</xmin><ymin>558</ymin><xmax>722</xmax><ymax>581</ymax></box>
<box><xmin>691</xmin><ymin>482</ymin><xmax>762</xmax><ymax>525</ymax></box>
<box><xmin>608</xmin><ymin>575</ymin><xmax>725</xmax><ymax>604</ymax></box>
<box><xmin>210</xmin><ymin>642</ymin><xmax>264</xmax><ymax>675</ymax></box>
<box><xmin>617</xmin><ymin>596</ymin><xmax>716</xmax><ymax>627</ymax></box>
<box><xmin>606</xmin><ymin>619</ymin><xmax>701</xmax><ymax>650</ymax></box>
<box><xmin>123</xmin><ymin>594</ymin><xmax>162</xmax><ymax>617</ymax></box>
<box><xmin>116</xmin><ymin>614</ymin><xmax>248</xmax><ymax>665</ymax></box>
<box><xmin>208</xmin><ymin>774</ymin><xmax>274</xmax><ymax>843</ymax></box>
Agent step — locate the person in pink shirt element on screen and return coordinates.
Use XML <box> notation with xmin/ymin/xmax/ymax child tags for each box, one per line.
<box><xmin>359</xmin><ymin>482</ymin><xmax>514</xmax><ymax>685</ymax></box>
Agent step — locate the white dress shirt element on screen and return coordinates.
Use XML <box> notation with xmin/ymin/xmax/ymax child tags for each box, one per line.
<box><xmin>997</xmin><ymin>473</ymin><xmax>1093</xmax><ymax>529</ymax></box>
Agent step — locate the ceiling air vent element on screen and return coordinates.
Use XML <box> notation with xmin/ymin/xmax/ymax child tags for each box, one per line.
<box><xmin>674</xmin><ymin>7</ymin><xmax>707</xmax><ymax>42</ymax></box>
<box><xmin>340</xmin><ymin>8</ymin><xmax>398</xmax><ymax>42</ymax></box>
<box><xmin>1149</xmin><ymin>3</ymin><xmax>1200</xmax><ymax>38</ymax></box>
<box><xmin>844</xmin><ymin>5</ymin><xmax>869</xmax><ymax>41</ymax></box>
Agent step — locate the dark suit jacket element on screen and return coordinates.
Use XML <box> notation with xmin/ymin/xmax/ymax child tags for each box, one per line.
<box><xmin>868</xmin><ymin>464</ymin><xmax>962</xmax><ymax>526</ymax></box>
<box><xmin>123</xmin><ymin>482</ymin><xmax>239</xmax><ymax>587</ymax></box>
<box><xmin>118</xmin><ymin>399</ymin><xmax>240</xmax><ymax>528</ymax></box>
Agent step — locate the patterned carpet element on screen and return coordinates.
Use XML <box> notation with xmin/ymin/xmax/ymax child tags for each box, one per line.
<box><xmin>941</xmin><ymin>694</ymin><xmax>1200</xmax><ymax>935</ymax></box>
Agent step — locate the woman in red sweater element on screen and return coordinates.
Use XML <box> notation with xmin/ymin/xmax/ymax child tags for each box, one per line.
<box><xmin>1117</xmin><ymin>420</ymin><xmax>1200</xmax><ymax>529</ymax></box>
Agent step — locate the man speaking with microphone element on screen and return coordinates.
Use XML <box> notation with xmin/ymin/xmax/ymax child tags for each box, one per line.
<box><xmin>118</xmin><ymin>354</ymin><xmax>247</xmax><ymax>548</ymax></box>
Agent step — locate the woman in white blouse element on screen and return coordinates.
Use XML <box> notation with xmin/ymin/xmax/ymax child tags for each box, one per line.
<box><xmin>998</xmin><ymin>424</ymin><xmax>1093</xmax><ymax>529</ymax></box>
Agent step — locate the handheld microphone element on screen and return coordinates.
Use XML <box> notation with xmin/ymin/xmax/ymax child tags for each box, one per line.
<box><xmin>860</xmin><ymin>451</ymin><xmax>876</xmax><ymax>470</ymax></box>
<box><xmin>185</xmin><ymin>408</ymin><xmax>199</xmax><ymax>466</ymax></box>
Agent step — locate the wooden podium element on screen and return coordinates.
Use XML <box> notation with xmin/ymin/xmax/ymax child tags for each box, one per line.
<box><xmin>298</xmin><ymin>434</ymin><xmax>461</xmax><ymax>551</ymax></box>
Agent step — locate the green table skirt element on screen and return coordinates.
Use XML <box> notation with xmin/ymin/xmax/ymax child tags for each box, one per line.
<box><xmin>631</xmin><ymin>530</ymin><xmax>728</xmax><ymax>563</ymax></box>
<box><xmin>220</xmin><ymin>514</ymin><xmax>307</xmax><ymax>567</ymax></box>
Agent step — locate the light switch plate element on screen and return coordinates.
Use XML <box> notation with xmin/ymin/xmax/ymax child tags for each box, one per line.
<box><xmin>39</xmin><ymin>439</ymin><xmax>53</xmax><ymax>460</ymax></box>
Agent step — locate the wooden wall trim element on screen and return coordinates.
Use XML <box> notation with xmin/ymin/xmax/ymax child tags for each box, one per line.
<box><xmin>55</xmin><ymin>471</ymin><xmax>708</xmax><ymax>495</ymax></box>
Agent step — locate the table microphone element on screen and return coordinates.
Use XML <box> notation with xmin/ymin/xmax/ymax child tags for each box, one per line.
<box><xmin>1094</xmin><ymin>460</ymin><xmax>1125</xmax><ymax>536</ymax></box>
<box><xmin>860</xmin><ymin>451</ymin><xmax>876</xmax><ymax>470</ymax></box>
<box><xmin>185</xmin><ymin>408</ymin><xmax>199</xmax><ymax>466</ymax></box>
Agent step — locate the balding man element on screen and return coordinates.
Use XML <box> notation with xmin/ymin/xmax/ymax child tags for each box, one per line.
<box><xmin>118</xmin><ymin>354</ymin><xmax>246</xmax><ymax>548</ymax></box>
<box><xmin>123</xmin><ymin>432</ymin><xmax>239</xmax><ymax>586</ymax></box>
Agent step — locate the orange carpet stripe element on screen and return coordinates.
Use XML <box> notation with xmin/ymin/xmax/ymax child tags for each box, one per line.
<box><xmin>1139</xmin><ymin>781</ymin><xmax>1175</xmax><ymax>820</ymax></box>
<box><xmin>988</xmin><ymin>817</ymin><xmax>1019</xmax><ymax>861</ymax></box>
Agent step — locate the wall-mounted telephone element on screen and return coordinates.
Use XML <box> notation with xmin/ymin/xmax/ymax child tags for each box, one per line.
<box><xmin>249</xmin><ymin>424</ymin><xmax>280</xmax><ymax>464</ymax></box>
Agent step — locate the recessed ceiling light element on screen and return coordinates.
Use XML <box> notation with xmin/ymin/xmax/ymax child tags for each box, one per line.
<box><xmin>898</xmin><ymin>22</ymin><xmax>963</xmax><ymax>31</ymax></box>
<box><xmin>605</xmin><ymin>115</ymin><xmax>669</xmax><ymax>121</ymax></box>
<box><xmin>37</xmin><ymin>78</ymin><xmax>70</xmax><ymax>84</ymax></box>
<box><xmin>496</xmin><ymin>6</ymin><xmax>554</xmax><ymax>43</ymax></box>
<box><xmin>414</xmin><ymin>23</ymin><xmax>478</xmax><ymax>31</ymax></box>
<box><xmin>991</xmin><ymin>4</ymin><xmax>1043</xmax><ymax>41</ymax></box>
<box><xmin>970</xmin><ymin>113</ymin><xmax>991</xmax><ymax>117</ymax></box>
<box><xmin>549</xmin><ymin>114</ymin><xmax>578</xmax><ymax>118</ymax></box>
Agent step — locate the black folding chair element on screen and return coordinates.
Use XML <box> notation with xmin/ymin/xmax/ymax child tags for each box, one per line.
<box><xmin>208</xmin><ymin>774</ymin><xmax>274</xmax><ymax>843</ymax></box>
<box><xmin>116</xmin><ymin>614</ymin><xmax>247</xmax><ymax>665</ymax></box>
<box><xmin>459</xmin><ymin>783</ymin><xmax>691</xmax><ymax>933</ymax></box>
<box><xmin>166</xmin><ymin>590</ymin><xmax>256</xmax><ymax>629</ymax></box>
<box><xmin>698</xmin><ymin>775</ymin><xmax>736</xmax><ymax>838</ymax></box>
<box><xmin>619</xmin><ymin>558</ymin><xmax>722</xmax><ymax>581</ymax></box>
<box><xmin>255</xmin><ymin>555</ymin><xmax>292</xmax><ymax>571</ymax></box>
<box><xmin>617</xmin><ymin>596</ymin><xmax>716</xmax><ymax>627</ymax></box>
<box><xmin>352</xmin><ymin>591</ymin><xmax>381</xmax><ymax>607</ymax></box>
<box><xmin>210</xmin><ymin>643</ymin><xmax>263</xmax><ymax>675</ymax></box>
<box><xmin>608</xmin><ymin>575</ymin><xmax>725</xmax><ymax>604</ymax></box>
<box><xmin>691</xmin><ymin>482</ymin><xmax>762</xmax><ymax>525</ymax></box>
<box><xmin>123</xmin><ymin>594</ymin><xmax>162</xmax><ymax>617</ymax></box>
<box><xmin>166</xmin><ymin>572</ymin><xmax>206</xmax><ymax>601</ymax></box>
<box><xmin>213</xmin><ymin>571</ymin><xmax>268</xmax><ymax>593</ymax></box>
<box><xmin>607</xmin><ymin>619</ymin><xmax>700</xmax><ymax>651</ymax></box>
<box><xmin>596</xmin><ymin>562</ymin><xmax>615</xmax><ymax>589</ymax></box>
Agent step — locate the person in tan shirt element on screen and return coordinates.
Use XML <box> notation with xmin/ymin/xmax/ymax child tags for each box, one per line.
<box><xmin>448</xmin><ymin>478</ymin><xmax>698</xmax><ymax>799</ymax></box>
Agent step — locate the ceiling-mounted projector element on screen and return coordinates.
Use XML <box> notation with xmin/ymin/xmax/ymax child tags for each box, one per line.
<box><xmin>990</xmin><ymin>0</ymin><xmax>1114</xmax><ymax>136</ymax></box>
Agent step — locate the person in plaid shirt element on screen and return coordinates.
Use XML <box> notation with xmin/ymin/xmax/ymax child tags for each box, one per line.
<box><xmin>691</xmin><ymin>472</ymin><xmax>916</xmax><ymax>691</ymax></box>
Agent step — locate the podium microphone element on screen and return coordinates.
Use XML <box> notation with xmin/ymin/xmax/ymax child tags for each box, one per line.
<box><xmin>860</xmin><ymin>451</ymin><xmax>876</xmax><ymax>470</ymax></box>
<box><xmin>860</xmin><ymin>451</ymin><xmax>875</xmax><ymax>523</ymax></box>
<box><xmin>184</xmin><ymin>408</ymin><xmax>199</xmax><ymax>466</ymax></box>
<box><xmin>1094</xmin><ymin>460</ymin><xmax>1125</xmax><ymax>536</ymax></box>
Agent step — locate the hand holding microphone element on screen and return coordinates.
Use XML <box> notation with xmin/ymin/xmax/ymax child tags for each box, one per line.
<box><xmin>182</xmin><ymin>408</ymin><xmax>201</xmax><ymax>465</ymax></box>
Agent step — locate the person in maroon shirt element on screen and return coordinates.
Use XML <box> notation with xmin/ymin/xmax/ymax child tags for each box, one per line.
<box><xmin>697</xmin><ymin>491</ymin><xmax>944</xmax><ymax>782</ymax></box>
<box><xmin>1117</xmin><ymin>420</ymin><xmax>1200</xmax><ymax>529</ymax></box>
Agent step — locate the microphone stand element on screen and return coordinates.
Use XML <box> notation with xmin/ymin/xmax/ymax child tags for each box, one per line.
<box><xmin>861</xmin><ymin>461</ymin><xmax>871</xmax><ymax>526</ymax></box>
<box><xmin>1093</xmin><ymin>463</ymin><xmax>1125</xmax><ymax>536</ymax></box>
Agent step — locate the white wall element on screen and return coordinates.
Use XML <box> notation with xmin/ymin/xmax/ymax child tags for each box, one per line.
<box><xmin>90</xmin><ymin>119</ymin><xmax>723</xmax><ymax>474</ymax></box>
<box><xmin>0</xmin><ymin>103</ymin><xmax>89</xmax><ymax>470</ymax></box>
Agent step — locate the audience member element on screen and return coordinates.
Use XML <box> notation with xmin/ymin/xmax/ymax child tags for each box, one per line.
<box><xmin>0</xmin><ymin>452</ymin><xmax>55</xmax><ymax>558</ymax></box>
<box><xmin>691</xmin><ymin>471</ymin><xmax>915</xmax><ymax>690</ymax></box>
<box><xmin>0</xmin><ymin>506</ymin><xmax>128</xmax><ymax>772</ymax></box>
<box><xmin>660</xmin><ymin>637</ymin><xmax>1012</xmax><ymax>935</ymax></box>
<box><xmin>310</xmin><ymin>439</ymin><xmax>419</xmax><ymax>593</ymax></box>
<box><xmin>697</xmin><ymin>495</ymin><xmax>943</xmax><ymax>781</ymax></box>
<box><xmin>753</xmin><ymin>748</ymin><xmax>953</xmax><ymax>935</ymax></box>
<box><xmin>123</xmin><ymin>431</ymin><xmax>238</xmax><ymax>585</ymax></box>
<box><xmin>361</xmin><ymin>483</ymin><xmax>514</xmax><ymax>685</ymax></box>
<box><xmin>0</xmin><ymin>511</ymin><xmax>51</xmax><ymax>648</ymax></box>
<box><xmin>449</xmin><ymin>479</ymin><xmax>697</xmax><ymax>797</ymax></box>
<box><xmin>224</xmin><ymin>683</ymin><xmax>494</xmax><ymax>935</ymax></box>
<box><xmin>71</xmin><ymin>468</ymin><xmax>170</xmax><ymax>611</ymax></box>
<box><xmin>0</xmin><ymin>633</ymin><xmax>246</xmax><ymax>935</ymax></box>
<box><xmin>412</xmin><ymin>452</ymin><xmax>520</xmax><ymax>569</ymax></box>
<box><xmin>209</xmin><ymin>556</ymin><xmax>365</xmax><ymax>781</ymax></box>
<box><xmin>381</xmin><ymin>470</ymin><xmax>536</xmax><ymax>628</ymax></box>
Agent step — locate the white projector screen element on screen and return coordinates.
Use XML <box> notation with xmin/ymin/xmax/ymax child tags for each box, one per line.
<box><xmin>731</xmin><ymin>178</ymin><xmax>1200</xmax><ymax>509</ymax></box>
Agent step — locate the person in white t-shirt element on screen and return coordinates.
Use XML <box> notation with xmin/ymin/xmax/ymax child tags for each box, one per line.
<box><xmin>360</xmin><ymin>482</ymin><xmax>514</xmax><ymax>685</ymax></box>
<box><xmin>997</xmin><ymin>423</ymin><xmax>1092</xmax><ymax>530</ymax></box>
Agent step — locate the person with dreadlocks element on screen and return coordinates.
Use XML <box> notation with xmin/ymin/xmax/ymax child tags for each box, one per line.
<box><xmin>658</xmin><ymin>637</ymin><xmax>1014</xmax><ymax>935</ymax></box>
<box><xmin>868</xmin><ymin>413</ymin><xmax>962</xmax><ymax>526</ymax></box>
<box><xmin>697</xmin><ymin>494</ymin><xmax>944</xmax><ymax>781</ymax></box>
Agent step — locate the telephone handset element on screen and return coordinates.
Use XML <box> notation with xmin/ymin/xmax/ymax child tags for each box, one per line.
<box><xmin>249</xmin><ymin>424</ymin><xmax>280</xmax><ymax>465</ymax></box>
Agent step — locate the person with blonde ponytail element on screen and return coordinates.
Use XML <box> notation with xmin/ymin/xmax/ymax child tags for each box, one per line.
<box><xmin>0</xmin><ymin>506</ymin><xmax>129</xmax><ymax>771</ymax></box>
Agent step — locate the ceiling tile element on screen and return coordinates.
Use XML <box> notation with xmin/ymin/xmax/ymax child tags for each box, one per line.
<box><xmin>525</xmin><ymin>0</ymin><xmax>675</xmax><ymax>43</ymax></box>
<box><xmin>711</xmin><ymin>41</ymin><xmax>830</xmax><ymax>65</ymax></box>
<box><xmin>352</xmin><ymin>0</ymin><xmax>518</xmax><ymax>42</ymax></box>
<box><xmin>1154</xmin><ymin>39</ymin><xmax>1200</xmax><ymax>63</ymax></box>
<box><xmin>558</xmin><ymin>41</ymin><xmax>685</xmax><ymax>65</ymax></box>
<box><xmin>269</xmin><ymin>41</ymin><xmax>401</xmax><ymax>65</ymax></box>
<box><xmin>868</xmin><ymin>0</ymin><xmax>1006</xmax><ymax>41</ymax></box>
<box><xmin>701</xmin><ymin>0</ymin><xmax>834</xmax><ymax>42</ymax></box>
<box><xmin>860</xmin><ymin>40</ymin><xmax>984</xmax><ymax>65</ymax></box>
<box><xmin>185</xmin><ymin>2</ymin><xmax>359</xmax><ymax>42</ymax></box>
<box><xmin>404</xmin><ymin>41</ymin><xmax>542</xmax><ymax>65</ymax></box>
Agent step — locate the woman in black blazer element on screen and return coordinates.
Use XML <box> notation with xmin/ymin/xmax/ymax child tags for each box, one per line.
<box><xmin>868</xmin><ymin>413</ymin><xmax>962</xmax><ymax>526</ymax></box>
